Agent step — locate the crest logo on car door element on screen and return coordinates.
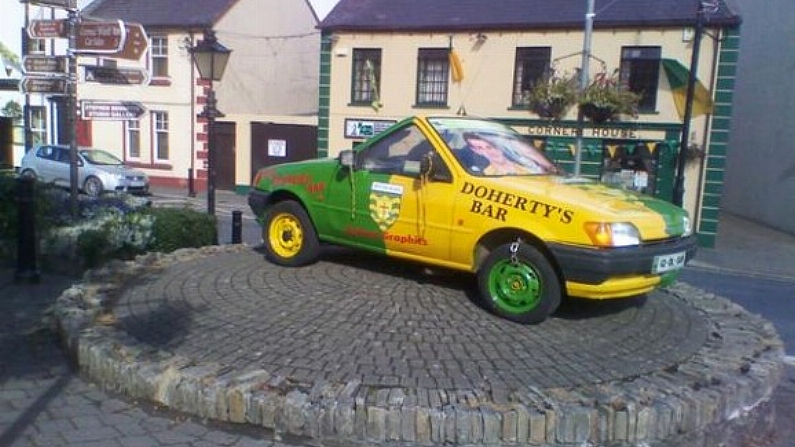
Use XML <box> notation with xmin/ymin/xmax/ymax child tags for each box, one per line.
<box><xmin>369</xmin><ymin>182</ymin><xmax>403</xmax><ymax>231</ymax></box>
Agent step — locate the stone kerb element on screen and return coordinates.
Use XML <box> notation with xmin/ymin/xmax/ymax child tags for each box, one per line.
<box><xmin>53</xmin><ymin>245</ymin><xmax>785</xmax><ymax>447</ymax></box>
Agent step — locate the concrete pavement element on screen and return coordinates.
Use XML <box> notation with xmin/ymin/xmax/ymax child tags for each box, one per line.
<box><xmin>2</xmin><ymin>190</ymin><xmax>794</xmax><ymax>446</ymax></box>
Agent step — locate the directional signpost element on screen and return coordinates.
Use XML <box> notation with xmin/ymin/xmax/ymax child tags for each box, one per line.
<box><xmin>20</xmin><ymin>77</ymin><xmax>68</xmax><ymax>95</ymax></box>
<box><xmin>27</xmin><ymin>19</ymin><xmax>68</xmax><ymax>39</ymax></box>
<box><xmin>84</xmin><ymin>65</ymin><xmax>149</xmax><ymax>85</ymax></box>
<box><xmin>114</xmin><ymin>23</ymin><xmax>149</xmax><ymax>60</ymax></box>
<box><xmin>81</xmin><ymin>101</ymin><xmax>146</xmax><ymax>120</ymax></box>
<box><xmin>22</xmin><ymin>0</ymin><xmax>76</xmax><ymax>9</ymax></box>
<box><xmin>23</xmin><ymin>55</ymin><xmax>67</xmax><ymax>74</ymax></box>
<box><xmin>75</xmin><ymin>20</ymin><xmax>125</xmax><ymax>54</ymax></box>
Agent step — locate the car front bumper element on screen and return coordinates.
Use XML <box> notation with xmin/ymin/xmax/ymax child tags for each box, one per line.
<box><xmin>548</xmin><ymin>235</ymin><xmax>698</xmax><ymax>290</ymax></box>
<box><xmin>248</xmin><ymin>188</ymin><xmax>271</xmax><ymax>219</ymax></box>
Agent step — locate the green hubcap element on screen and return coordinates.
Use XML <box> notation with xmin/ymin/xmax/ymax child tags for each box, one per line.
<box><xmin>487</xmin><ymin>260</ymin><xmax>542</xmax><ymax>314</ymax></box>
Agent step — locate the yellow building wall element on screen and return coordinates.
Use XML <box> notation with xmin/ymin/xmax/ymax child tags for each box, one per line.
<box><xmin>324</xmin><ymin>27</ymin><xmax>720</xmax><ymax>216</ymax></box>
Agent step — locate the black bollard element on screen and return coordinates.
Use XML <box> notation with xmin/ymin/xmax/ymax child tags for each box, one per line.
<box><xmin>188</xmin><ymin>168</ymin><xmax>196</xmax><ymax>197</ymax></box>
<box><xmin>231</xmin><ymin>210</ymin><xmax>242</xmax><ymax>244</ymax></box>
<box><xmin>15</xmin><ymin>176</ymin><xmax>40</xmax><ymax>284</ymax></box>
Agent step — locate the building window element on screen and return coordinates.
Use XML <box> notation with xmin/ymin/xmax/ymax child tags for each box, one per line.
<box><xmin>620</xmin><ymin>46</ymin><xmax>661</xmax><ymax>112</ymax></box>
<box><xmin>351</xmin><ymin>49</ymin><xmax>382</xmax><ymax>105</ymax></box>
<box><xmin>512</xmin><ymin>47</ymin><xmax>552</xmax><ymax>107</ymax></box>
<box><xmin>415</xmin><ymin>48</ymin><xmax>449</xmax><ymax>107</ymax></box>
<box><xmin>26</xmin><ymin>38</ymin><xmax>46</xmax><ymax>54</ymax></box>
<box><xmin>151</xmin><ymin>36</ymin><xmax>168</xmax><ymax>78</ymax></box>
<box><xmin>126</xmin><ymin>120</ymin><xmax>141</xmax><ymax>159</ymax></box>
<box><xmin>29</xmin><ymin>106</ymin><xmax>47</xmax><ymax>146</ymax></box>
<box><xmin>153</xmin><ymin>111</ymin><xmax>169</xmax><ymax>160</ymax></box>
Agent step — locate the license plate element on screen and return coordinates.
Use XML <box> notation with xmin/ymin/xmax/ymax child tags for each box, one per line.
<box><xmin>652</xmin><ymin>251</ymin><xmax>687</xmax><ymax>274</ymax></box>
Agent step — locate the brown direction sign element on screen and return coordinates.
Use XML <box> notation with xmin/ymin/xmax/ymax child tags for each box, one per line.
<box><xmin>75</xmin><ymin>20</ymin><xmax>125</xmax><ymax>53</ymax></box>
<box><xmin>28</xmin><ymin>19</ymin><xmax>68</xmax><ymax>39</ymax></box>
<box><xmin>84</xmin><ymin>65</ymin><xmax>149</xmax><ymax>85</ymax></box>
<box><xmin>20</xmin><ymin>77</ymin><xmax>68</xmax><ymax>95</ymax></box>
<box><xmin>112</xmin><ymin>23</ymin><xmax>149</xmax><ymax>60</ymax></box>
<box><xmin>22</xmin><ymin>0</ymin><xmax>76</xmax><ymax>9</ymax></box>
<box><xmin>23</xmin><ymin>55</ymin><xmax>67</xmax><ymax>74</ymax></box>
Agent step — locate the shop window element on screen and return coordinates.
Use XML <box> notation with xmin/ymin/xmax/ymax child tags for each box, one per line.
<box><xmin>512</xmin><ymin>47</ymin><xmax>552</xmax><ymax>107</ymax></box>
<box><xmin>620</xmin><ymin>47</ymin><xmax>661</xmax><ymax>112</ymax></box>
<box><xmin>600</xmin><ymin>140</ymin><xmax>660</xmax><ymax>195</ymax></box>
<box><xmin>351</xmin><ymin>48</ymin><xmax>382</xmax><ymax>106</ymax></box>
<box><xmin>415</xmin><ymin>48</ymin><xmax>449</xmax><ymax>107</ymax></box>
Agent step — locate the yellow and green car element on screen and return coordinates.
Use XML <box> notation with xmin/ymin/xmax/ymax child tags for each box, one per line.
<box><xmin>248</xmin><ymin>116</ymin><xmax>696</xmax><ymax>324</ymax></box>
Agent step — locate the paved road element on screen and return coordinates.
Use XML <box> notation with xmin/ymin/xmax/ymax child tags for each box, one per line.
<box><xmin>1</xmin><ymin>190</ymin><xmax>791</xmax><ymax>447</ymax></box>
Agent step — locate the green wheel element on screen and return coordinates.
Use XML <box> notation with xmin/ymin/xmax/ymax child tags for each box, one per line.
<box><xmin>261</xmin><ymin>200</ymin><xmax>320</xmax><ymax>267</ymax></box>
<box><xmin>477</xmin><ymin>243</ymin><xmax>561</xmax><ymax>324</ymax></box>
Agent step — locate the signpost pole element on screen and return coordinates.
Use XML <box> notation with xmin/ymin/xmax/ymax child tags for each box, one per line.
<box><xmin>67</xmin><ymin>9</ymin><xmax>79</xmax><ymax>218</ymax></box>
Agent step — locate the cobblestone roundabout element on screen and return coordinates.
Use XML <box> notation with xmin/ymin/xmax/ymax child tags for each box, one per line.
<box><xmin>55</xmin><ymin>245</ymin><xmax>785</xmax><ymax>447</ymax></box>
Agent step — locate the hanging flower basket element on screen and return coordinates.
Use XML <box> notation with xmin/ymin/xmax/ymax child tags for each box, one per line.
<box><xmin>578</xmin><ymin>70</ymin><xmax>640</xmax><ymax>123</ymax></box>
<box><xmin>579</xmin><ymin>103</ymin><xmax>619</xmax><ymax>124</ymax></box>
<box><xmin>524</xmin><ymin>70</ymin><xmax>578</xmax><ymax>121</ymax></box>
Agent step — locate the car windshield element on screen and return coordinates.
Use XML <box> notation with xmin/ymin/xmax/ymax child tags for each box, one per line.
<box><xmin>79</xmin><ymin>149</ymin><xmax>123</xmax><ymax>166</ymax></box>
<box><xmin>428</xmin><ymin>117</ymin><xmax>560</xmax><ymax>177</ymax></box>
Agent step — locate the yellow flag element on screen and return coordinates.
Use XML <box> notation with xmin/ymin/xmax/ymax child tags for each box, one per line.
<box><xmin>449</xmin><ymin>49</ymin><xmax>464</xmax><ymax>83</ymax></box>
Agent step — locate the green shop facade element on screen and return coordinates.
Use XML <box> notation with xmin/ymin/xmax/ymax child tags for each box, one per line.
<box><xmin>316</xmin><ymin>8</ymin><xmax>741</xmax><ymax>248</ymax></box>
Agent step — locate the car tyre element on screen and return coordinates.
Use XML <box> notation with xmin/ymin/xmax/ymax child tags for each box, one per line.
<box><xmin>477</xmin><ymin>242</ymin><xmax>561</xmax><ymax>324</ymax></box>
<box><xmin>84</xmin><ymin>176</ymin><xmax>104</xmax><ymax>197</ymax></box>
<box><xmin>262</xmin><ymin>200</ymin><xmax>320</xmax><ymax>267</ymax></box>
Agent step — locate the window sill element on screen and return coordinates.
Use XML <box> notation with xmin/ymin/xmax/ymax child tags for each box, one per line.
<box><xmin>412</xmin><ymin>104</ymin><xmax>450</xmax><ymax>109</ymax></box>
<box><xmin>148</xmin><ymin>78</ymin><xmax>172</xmax><ymax>87</ymax></box>
<box><xmin>126</xmin><ymin>161</ymin><xmax>173</xmax><ymax>170</ymax></box>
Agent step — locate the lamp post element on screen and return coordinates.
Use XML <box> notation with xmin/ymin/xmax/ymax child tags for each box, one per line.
<box><xmin>190</xmin><ymin>29</ymin><xmax>231</xmax><ymax>216</ymax></box>
<box><xmin>673</xmin><ymin>1</ymin><xmax>706</xmax><ymax>207</ymax></box>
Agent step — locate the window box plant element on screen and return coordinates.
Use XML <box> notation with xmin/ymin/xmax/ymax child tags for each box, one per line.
<box><xmin>524</xmin><ymin>70</ymin><xmax>578</xmax><ymax>120</ymax></box>
<box><xmin>579</xmin><ymin>70</ymin><xmax>641</xmax><ymax>123</ymax></box>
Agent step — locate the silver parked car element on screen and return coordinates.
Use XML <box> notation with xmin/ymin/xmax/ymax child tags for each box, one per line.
<box><xmin>19</xmin><ymin>145</ymin><xmax>149</xmax><ymax>196</ymax></box>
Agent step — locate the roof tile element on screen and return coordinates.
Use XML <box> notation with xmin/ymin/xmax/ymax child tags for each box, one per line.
<box><xmin>320</xmin><ymin>0</ymin><xmax>741</xmax><ymax>31</ymax></box>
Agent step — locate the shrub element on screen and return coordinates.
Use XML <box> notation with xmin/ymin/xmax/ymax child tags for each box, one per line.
<box><xmin>143</xmin><ymin>207</ymin><xmax>217</xmax><ymax>253</ymax></box>
<box><xmin>44</xmin><ymin>206</ymin><xmax>156</xmax><ymax>269</ymax></box>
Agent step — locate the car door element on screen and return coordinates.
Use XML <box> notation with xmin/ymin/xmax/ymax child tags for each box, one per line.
<box><xmin>34</xmin><ymin>145</ymin><xmax>59</xmax><ymax>183</ymax></box>
<box><xmin>323</xmin><ymin>122</ymin><xmax>456</xmax><ymax>261</ymax></box>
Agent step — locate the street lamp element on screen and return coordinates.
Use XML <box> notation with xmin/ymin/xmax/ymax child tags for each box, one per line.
<box><xmin>190</xmin><ymin>29</ymin><xmax>231</xmax><ymax>216</ymax></box>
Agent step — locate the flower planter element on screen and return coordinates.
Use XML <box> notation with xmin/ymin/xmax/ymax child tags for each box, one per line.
<box><xmin>531</xmin><ymin>97</ymin><xmax>572</xmax><ymax>120</ymax></box>
<box><xmin>580</xmin><ymin>103</ymin><xmax>617</xmax><ymax>123</ymax></box>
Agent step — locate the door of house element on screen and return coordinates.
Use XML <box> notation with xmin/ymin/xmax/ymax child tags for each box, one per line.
<box><xmin>250</xmin><ymin>122</ymin><xmax>317</xmax><ymax>182</ymax></box>
<box><xmin>214</xmin><ymin>121</ymin><xmax>236</xmax><ymax>191</ymax></box>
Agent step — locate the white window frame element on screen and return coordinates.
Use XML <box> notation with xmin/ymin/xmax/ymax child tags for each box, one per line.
<box><xmin>153</xmin><ymin>111</ymin><xmax>169</xmax><ymax>161</ymax></box>
<box><xmin>126</xmin><ymin>119</ymin><xmax>141</xmax><ymax>160</ymax></box>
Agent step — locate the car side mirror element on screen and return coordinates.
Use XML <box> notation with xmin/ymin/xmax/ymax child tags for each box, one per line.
<box><xmin>338</xmin><ymin>150</ymin><xmax>354</xmax><ymax>169</ymax></box>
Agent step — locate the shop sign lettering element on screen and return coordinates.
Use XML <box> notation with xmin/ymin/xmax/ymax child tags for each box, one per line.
<box><xmin>460</xmin><ymin>182</ymin><xmax>574</xmax><ymax>223</ymax></box>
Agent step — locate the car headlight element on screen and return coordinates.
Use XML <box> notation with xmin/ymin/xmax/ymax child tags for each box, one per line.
<box><xmin>584</xmin><ymin>222</ymin><xmax>640</xmax><ymax>247</ymax></box>
<box><xmin>682</xmin><ymin>215</ymin><xmax>693</xmax><ymax>236</ymax></box>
